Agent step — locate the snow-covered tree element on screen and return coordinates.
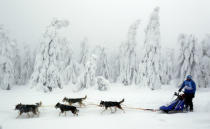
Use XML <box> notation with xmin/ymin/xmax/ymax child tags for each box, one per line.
<box><xmin>20</xmin><ymin>45</ymin><xmax>34</xmax><ymax>84</ymax></box>
<box><xmin>108</xmin><ymin>49</ymin><xmax>120</xmax><ymax>83</ymax></box>
<box><xmin>160</xmin><ymin>48</ymin><xmax>175</xmax><ymax>84</ymax></box>
<box><xmin>62</xmin><ymin>60</ymin><xmax>80</xmax><ymax>84</ymax></box>
<box><xmin>197</xmin><ymin>35</ymin><xmax>210</xmax><ymax>88</ymax></box>
<box><xmin>79</xmin><ymin>38</ymin><xmax>89</xmax><ymax>67</ymax></box>
<box><xmin>77</xmin><ymin>54</ymin><xmax>97</xmax><ymax>90</ymax></box>
<box><xmin>118</xmin><ymin>20</ymin><xmax>141</xmax><ymax>85</ymax></box>
<box><xmin>58</xmin><ymin>38</ymin><xmax>79</xmax><ymax>84</ymax></box>
<box><xmin>95</xmin><ymin>46</ymin><xmax>110</xmax><ymax>80</ymax></box>
<box><xmin>176</xmin><ymin>34</ymin><xmax>200</xmax><ymax>86</ymax></box>
<box><xmin>139</xmin><ymin>7</ymin><xmax>162</xmax><ymax>90</ymax></box>
<box><xmin>11</xmin><ymin>41</ymin><xmax>22</xmax><ymax>85</ymax></box>
<box><xmin>0</xmin><ymin>27</ymin><xmax>15</xmax><ymax>90</ymax></box>
<box><xmin>30</xmin><ymin>19</ymin><xmax>69</xmax><ymax>92</ymax></box>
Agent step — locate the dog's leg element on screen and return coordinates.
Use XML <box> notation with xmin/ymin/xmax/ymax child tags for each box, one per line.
<box><xmin>37</xmin><ymin>108</ymin><xmax>40</xmax><ymax>114</ymax></box>
<box><xmin>35</xmin><ymin>110</ymin><xmax>39</xmax><ymax>117</ymax></box>
<box><xmin>32</xmin><ymin>113</ymin><xmax>34</xmax><ymax>117</ymax></box>
<box><xmin>37</xmin><ymin>109</ymin><xmax>40</xmax><ymax>117</ymax></box>
<box><xmin>83</xmin><ymin>103</ymin><xmax>86</xmax><ymax>107</ymax></box>
<box><xmin>73</xmin><ymin>112</ymin><xmax>78</xmax><ymax>116</ymax></box>
<box><xmin>109</xmin><ymin>107</ymin><xmax>114</xmax><ymax>113</ymax></box>
<box><xmin>79</xmin><ymin>102</ymin><xmax>82</xmax><ymax>107</ymax></box>
<box><xmin>114</xmin><ymin>107</ymin><xmax>117</xmax><ymax>113</ymax></box>
<box><xmin>80</xmin><ymin>101</ymin><xmax>86</xmax><ymax>107</ymax></box>
<box><xmin>16</xmin><ymin>114</ymin><xmax>20</xmax><ymax>119</ymax></box>
<box><xmin>16</xmin><ymin>112</ymin><xmax>22</xmax><ymax>119</ymax></box>
<box><xmin>27</xmin><ymin>113</ymin><xmax>30</xmax><ymax>118</ymax></box>
<box><xmin>101</xmin><ymin>107</ymin><xmax>107</xmax><ymax>114</ymax></box>
<box><xmin>75</xmin><ymin>109</ymin><xmax>79</xmax><ymax>116</ymax></box>
<box><xmin>81</xmin><ymin>102</ymin><xmax>86</xmax><ymax>107</ymax></box>
<box><xmin>59</xmin><ymin>112</ymin><xmax>61</xmax><ymax>116</ymax></box>
<box><xmin>65</xmin><ymin>111</ymin><xmax>66</xmax><ymax>116</ymax></box>
<box><xmin>101</xmin><ymin>109</ymin><xmax>106</xmax><ymax>114</ymax></box>
<box><xmin>33</xmin><ymin>110</ymin><xmax>37</xmax><ymax>117</ymax></box>
<box><xmin>118</xmin><ymin>106</ymin><xmax>125</xmax><ymax>113</ymax></box>
<box><xmin>16</xmin><ymin>115</ymin><xmax>20</xmax><ymax>119</ymax></box>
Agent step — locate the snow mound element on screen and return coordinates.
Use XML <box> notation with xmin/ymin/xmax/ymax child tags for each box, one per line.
<box><xmin>96</xmin><ymin>76</ymin><xmax>109</xmax><ymax>91</ymax></box>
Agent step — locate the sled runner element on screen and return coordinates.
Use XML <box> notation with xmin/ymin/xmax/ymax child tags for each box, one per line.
<box><xmin>159</xmin><ymin>92</ymin><xmax>185</xmax><ymax>113</ymax></box>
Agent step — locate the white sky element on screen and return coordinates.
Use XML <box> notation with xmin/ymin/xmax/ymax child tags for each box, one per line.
<box><xmin>0</xmin><ymin>0</ymin><xmax>210</xmax><ymax>50</ymax></box>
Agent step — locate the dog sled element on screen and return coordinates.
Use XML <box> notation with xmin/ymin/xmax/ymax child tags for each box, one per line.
<box><xmin>159</xmin><ymin>92</ymin><xmax>186</xmax><ymax>113</ymax></box>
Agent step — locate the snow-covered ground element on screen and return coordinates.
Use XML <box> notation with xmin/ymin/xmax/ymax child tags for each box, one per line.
<box><xmin>0</xmin><ymin>84</ymin><xmax>210</xmax><ymax>129</ymax></box>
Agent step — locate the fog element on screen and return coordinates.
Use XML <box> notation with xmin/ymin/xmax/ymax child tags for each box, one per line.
<box><xmin>0</xmin><ymin>0</ymin><xmax>210</xmax><ymax>50</ymax></box>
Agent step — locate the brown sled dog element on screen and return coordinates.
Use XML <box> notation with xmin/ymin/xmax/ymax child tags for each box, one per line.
<box><xmin>62</xmin><ymin>95</ymin><xmax>87</xmax><ymax>107</ymax></box>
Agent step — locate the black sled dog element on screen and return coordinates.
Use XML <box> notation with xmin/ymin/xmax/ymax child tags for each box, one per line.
<box><xmin>99</xmin><ymin>99</ymin><xmax>125</xmax><ymax>113</ymax></box>
<box><xmin>15</xmin><ymin>102</ymin><xmax>42</xmax><ymax>118</ymax></box>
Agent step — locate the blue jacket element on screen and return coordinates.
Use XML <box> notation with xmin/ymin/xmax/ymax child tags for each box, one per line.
<box><xmin>179</xmin><ymin>79</ymin><xmax>196</xmax><ymax>94</ymax></box>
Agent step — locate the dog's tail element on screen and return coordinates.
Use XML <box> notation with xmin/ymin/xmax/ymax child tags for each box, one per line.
<box><xmin>83</xmin><ymin>95</ymin><xmax>87</xmax><ymax>100</ymax></box>
<box><xmin>119</xmin><ymin>99</ymin><xmax>124</xmax><ymax>104</ymax></box>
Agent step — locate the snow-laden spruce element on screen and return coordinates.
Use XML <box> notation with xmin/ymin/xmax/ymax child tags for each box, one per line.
<box><xmin>175</xmin><ymin>34</ymin><xmax>200</xmax><ymax>86</ymax></box>
<box><xmin>0</xmin><ymin>27</ymin><xmax>16</xmax><ymax>90</ymax></box>
<box><xmin>77</xmin><ymin>54</ymin><xmax>97</xmax><ymax>90</ymax></box>
<box><xmin>160</xmin><ymin>48</ymin><xmax>175</xmax><ymax>85</ymax></box>
<box><xmin>20</xmin><ymin>45</ymin><xmax>34</xmax><ymax>85</ymax></box>
<box><xmin>13</xmin><ymin>44</ymin><xmax>22</xmax><ymax>85</ymax></box>
<box><xmin>118</xmin><ymin>20</ymin><xmax>141</xmax><ymax>85</ymax></box>
<box><xmin>79</xmin><ymin>38</ymin><xmax>89</xmax><ymax>67</ymax></box>
<box><xmin>139</xmin><ymin>7</ymin><xmax>162</xmax><ymax>90</ymax></box>
<box><xmin>76</xmin><ymin>46</ymin><xmax>110</xmax><ymax>91</ymax></box>
<box><xmin>30</xmin><ymin>19</ymin><xmax>69</xmax><ymax>92</ymax></box>
<box><xmin>109</xmin><ymin>50</ymin><xmax>121</xmax><ymax>83</ymax></box>
<box><xmin>197</xmin><ymin>34</ymin><xmax>210</xmax><ymax>88</ymax></box>
<box><xmin>58</xmin><ymin>38</ymin><xmax>79</xmax><ymax>85</ymax></box>
<box><xmin>95</xmin><ymin>46</ymin><xmax>110</xmax><ymax>80</ymax></box>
